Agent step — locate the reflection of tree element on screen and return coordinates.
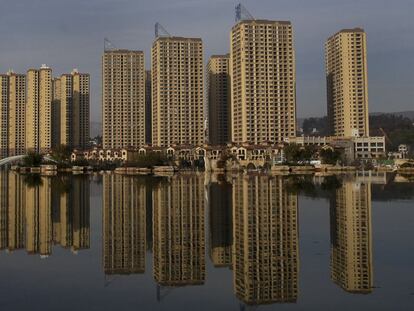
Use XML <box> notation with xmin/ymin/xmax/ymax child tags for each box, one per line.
<box><xmin>371</xmin><ymin>182</ymin><xmax>414</xmax><ymax>201</ymax></box>
<box><xmin>23</xmin><ymin>174</ymin><xmax>43</xmax><ymax>188</ymax></box>
<box><xmin>286</xmin><ymin>175</ymin><xmax>343</xmax><ymax>199</ymax></box>
<box><xmin>321</xmin><ymin>175</ymin><xmax>343</xmax><ymax>192</ymax></box>
<box><xmin>285</xmin><ymin>175</ymin><xmax>317</xmax><ymax>196</ymax></box>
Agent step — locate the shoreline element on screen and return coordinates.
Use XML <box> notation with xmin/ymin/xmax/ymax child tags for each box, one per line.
<box><xmin>8</xmin><ymin>164</ymin><xmax>414</xmax><ymax>176</ymax></box>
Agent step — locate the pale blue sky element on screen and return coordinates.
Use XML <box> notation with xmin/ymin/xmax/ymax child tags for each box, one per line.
<box><xmin>1</xmin><ymin>0</ymin><xmax>413</xmax><ymax>122</ymax></box>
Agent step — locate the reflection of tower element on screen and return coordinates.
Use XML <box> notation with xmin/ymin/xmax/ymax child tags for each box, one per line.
<box><xmin>233</xmin><ymin>174</ymin><xmax>299</xmax><ymax>305</ymax></box>
<box><xmin>0</xmin><ymin>171</ymin><xmax>23</xmax><ymax>251</ymax></box>
<box><xmin>0</xmin><ymin>173</ymin><xmax>90</xmax><ymax>256</ymax></box>
<box><xmin>7</xmin><ymin>171</ymin><xmax>25</xmax><ymax>251</ymax></box>
<box><xmin>25</xmin><ymin>177</ymin><xmax>53</xmax><ymax>256</ymax></box>
<box><xmin>330</xmin><ymin>181</ymin><xmax>373</xmax><ymax>293</ymax></box>
<box><xmin>209</xmin><ymin>177</ymin><xmax>232</xmax><ymax>268</ymax></box>
<box><xmin>103</xmin><ymin>175</ymin><xmax>146</xmax><ymax>275</ymax></box>
<box><xmin>0</xmin><ymin>170</ymin><xmax>8</xmax><ymax>249</ymax></box>
<box><xmin>153</xmin><ymin>174</ymin><xmax>205</xmax><ymax>286</ymax></box>
<box><xmin>53</xmin><ymin>176</ymin><xmax>90</xmax><ymax>251</ymax></box>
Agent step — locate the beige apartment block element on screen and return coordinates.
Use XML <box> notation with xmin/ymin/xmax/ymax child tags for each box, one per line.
<box><xmin>8</xmin><ymin>73</ymin><xmax>26</xmax><ymax>156</ymax></box>
<box><xmin>26</xmin><ymin>65</ymin><xmax>52</xmax><ymax>153</ymax></box>
<box><xmin>102</xmin><ymin>50</ymin><xmax>145</xmax><ymax>149</ymax></box>
<box><xmin>0</xmin><ymin>71</ymin><xmax>26</xmax><ymax>158</ymax></box>
<box><xmin>330</xmin><ymin>181</ymin><xmax>373</xmax><ymax>293</ymax></box>
<box><xmin>230</xmin><ymin>20</ymin><xmax>296</xmax><ymax>144</ymax></box>
<box><xmin>325</xmin><ymin>28</ymin><xmax>369</xmax><ymax>137</ymax></box>
<box><xmin>0</xmin><ymin>75</ymin><xmax>10</xmax><ymax>158</ymax></box>
<box><xmin>152</xmin><ymin>37</ymin><xmax>204</xmax><ymax>147</ymax></box>
<box><xmin>207</xmin><ymin>55</ymin><xmax>230</xmax><ymax>145</ymax></box>
<box><xmin>56</xmin><ymin>70</ymin><xmax>90</xmax><ymax>149</ymax></box>
<box><xmin>145</xmin><ymin>70</ymin><xmax>152</xmax><ymax>144</ymax></box>
<box><xmin>0</xmin><ymin>72</ymin><xmax>27</xmax><ymax>158</ymax></box>
<box><xmin>232</xmin><ymin>175</ymin><xmax>298</xmax><ymax>304</ymax></box>
<box><xmin>52</xmin><ymin>77</ymin><xmax>61</xmax><ymax>148</ymax></box>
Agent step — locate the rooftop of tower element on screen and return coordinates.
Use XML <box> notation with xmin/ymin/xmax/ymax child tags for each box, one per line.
<box><xmin>327</xmin><ymin>27</ymin><xmax>365</xmax><ymax>40</ymax></box>
<box><xmin>233</xmin><ymin>19</ymin><xmax>292</xmax><ymax>28</ymax></box>
<box><xmin>154</xmin><ymin>36</ymin><xmax>202</xmax><ymax>42</ymax></box>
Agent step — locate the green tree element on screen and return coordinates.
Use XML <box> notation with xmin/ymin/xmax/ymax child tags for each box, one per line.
<box><xmin>320</xmin><ymin>149</ymin><xmax>341</xmax><ymax>165</ymax></box>
<box><xmin>284</xmin><ymin>144</ymin><xmax>302</xmax><ymax>163</ymax></box>
<box><xmin>23</xmin><ymin>152</ymin><xmax>43</xmax><ymax>167</ymax></box>
<box><xmin>51</xmin><ymin>144</ymin><xmax>71</xmax><ymax>162</ymax></box>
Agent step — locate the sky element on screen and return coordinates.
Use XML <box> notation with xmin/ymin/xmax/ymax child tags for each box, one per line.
<box><xmin>0</xmin><ymin>0</ymin><xmax>413</xmax><ymax>123</ymax></box>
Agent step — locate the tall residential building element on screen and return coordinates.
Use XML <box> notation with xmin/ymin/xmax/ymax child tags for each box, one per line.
<box><xmin>330</xmin><ymin>181</ymin><xmax>373</xmax><ymax>293</ymax></box>
<box><xmin>233</xmin><ymin>175</ymin><xmax>299</xmax><ymax>305</ymax></box>
<box><xmin>153</xmin><ymin>174</ymin><xmax>205</xmax><ymax>286</ymax></box>
<box><xmin>8</xmin><ymin>73</ymin><xmax>26</xmax><ymax>156</ymax></box>
<box><xmin>102</xmin><ymin>50</ymin><xmax>145</xmax><ymax>149</ymax></box>
<box><xmin>0</xmin><ymin>75</ymin><xmax>10</xmax><ymax>158</ymax></box>
<box><xmin>151</xmin><ymin>36</ymin><xmax>204</xmax><ymax>147</ymax></box>
<box><xmin>207</xmin><ymin>55</ymin><xmax>230</xmax><ymax>145</ymax></box>
<box><xmin>57</xmin><ymin>70</ymin><xmax>90</xmax><ymax>149</ymax></box>
<box><xmin>325</xmin><ymin>28</ymin><xmax>369</xmax><ymax>137</ymax></box>
<box><xmin>103</xmin><ymin>174</ymin><xmax>146</xmax><ymax>275</ymax></box>
<box><xmin>52</xmin><ymin>77</ymin><xmax>61</xmax><ymax>148</ymax></box>
<box><xmin>145</xmin><ymin>70</ymin><xmax>152</xmax><ymax>144</ymax></box>
<box><xmin>0</xmin><ymin>72</ymin><xmax>26</xmax><ymax>157</ymax></box>
<box><xmin>26</xmin><ymin>65</ymin><xmax>53</xmax><ymax>153</ymax></box>
<box><xmin>230</xmin><ymin>20</ymin><xmax>296</xmax><ymax>144</ymax></box>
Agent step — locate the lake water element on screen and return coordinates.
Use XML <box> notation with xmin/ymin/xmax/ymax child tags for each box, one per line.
<box><xmin>0</xmin><ymin>170</ymin><xmax>413</xmax><ymax>310</ymax></box>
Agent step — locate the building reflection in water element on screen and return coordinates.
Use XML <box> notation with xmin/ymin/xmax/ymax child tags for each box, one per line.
<box><xmin>0</xmin><ymin>170</ymin><xmax>90</xmax><ymax>257</ymax></box>
<box><xmin>103</xmin><ymin>174</ymin><xmax>146</xmax><ymax>275</ymax></box>
<box><xmin>153</xmin><ymin>173</ymin><xmax>205</xmax><ymax>287</ymax></box>
<box><xmin>232</xmin><ymin>174</ymin><xmax>299</xmax><ymax>306</ymax></box>
<box><xmin>208</xmin><ymin>174</ymin><xmax>232</xmax><ymax>268</ymax></box>
<box><xmin>330</xmin><ymin>180</ymin><xmax>373</xmax><ymax>293</ymax></box>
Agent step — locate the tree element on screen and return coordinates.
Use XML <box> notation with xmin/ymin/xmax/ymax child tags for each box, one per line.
<box><xmin>125</xmin><ymin>152</ymin><xmax>169</xmax><ymax>168</ymax></box>
<box><xmin>23</xmin><ymin>152</ymin><xmax>43</xmax><ymax>167</ymax></box>
<box><xmin>284</xmin><ymin>144</ymin><xmax>318</xmax><ymax>163</ymax></box>
<box><xmin>284</xmin><ymin>144</ymin><xmax>302</xmax><ymax>163</ymax></box>
<box><xmin>51</xmin><ymin>144</ymin><xmax>71</xmax><ymax>162</ymax></box>
<box><xmin>320</xmin><ymin>149</ymin><xmax>341</xmax><ymax>165</ymax></box>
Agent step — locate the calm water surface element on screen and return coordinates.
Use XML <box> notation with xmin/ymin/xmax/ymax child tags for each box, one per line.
<box><xmin>0</xmin><ymin>170</ymin><xmax>413</xmax><ymax>310</ymax></box>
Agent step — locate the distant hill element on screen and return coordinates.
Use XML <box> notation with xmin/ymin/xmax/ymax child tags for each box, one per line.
<box><xmin>300</xmin><ymin>112</ymin><xmax>414</xmax><ymax>151</ymax></box>
<box><xmin>370</xmin><ymin>111</ymin><xmax>414</xmax><ymax>121</ymax></box>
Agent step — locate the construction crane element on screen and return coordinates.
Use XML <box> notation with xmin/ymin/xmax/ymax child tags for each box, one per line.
<box><xmin>155</xmin><ymin>22</ymin><xmax>171</xmax><ymax>38</ymax></box>
<box><xmin>104</xmin><ymin>38</ymin><xmax>117</xmax><ymax>52</ymax></box>
<box><xmin>235</xmin><ymin>3</ymin><xmax>255</xmax><ymax>22</ymax></box>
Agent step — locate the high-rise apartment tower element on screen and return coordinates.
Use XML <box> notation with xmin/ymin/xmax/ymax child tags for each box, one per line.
<box><xmin>207</xmin><ymin>55</ymin><xmax>230</xmax><ymax>145</ymax></box>
<box><xmin>325</xmin><ymin>28</ymin><xmax>369</xmax><ymax>137</ymax></box>
<box><xmin>230</xmin><ymin>20</ymin><xmax>296</xmax><ymax>144</ymax></box>
<box><xmin>55</xmin><ymin>70</ymin><xmax>90</xmax><ymax>149</ymax></box>
<box><xmin>152</xmin><ymin>36</ymin><xmax>204</xmax><ymax>147</ymax></box>
<box><xmin>102</xmin><ymin>50</ymin><xmax>146</xmax><ymax>149</ymax></box>
<box><xmin>26</xmin><ymin>65</ymin><xmax>52</xmax><ymax>153</ymax></box>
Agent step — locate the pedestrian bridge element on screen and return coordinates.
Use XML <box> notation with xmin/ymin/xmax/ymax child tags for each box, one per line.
<box><xmin>0</xmin><ymin>155</ymin><xmax>58</xmax><ymax>167</ymax></box>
